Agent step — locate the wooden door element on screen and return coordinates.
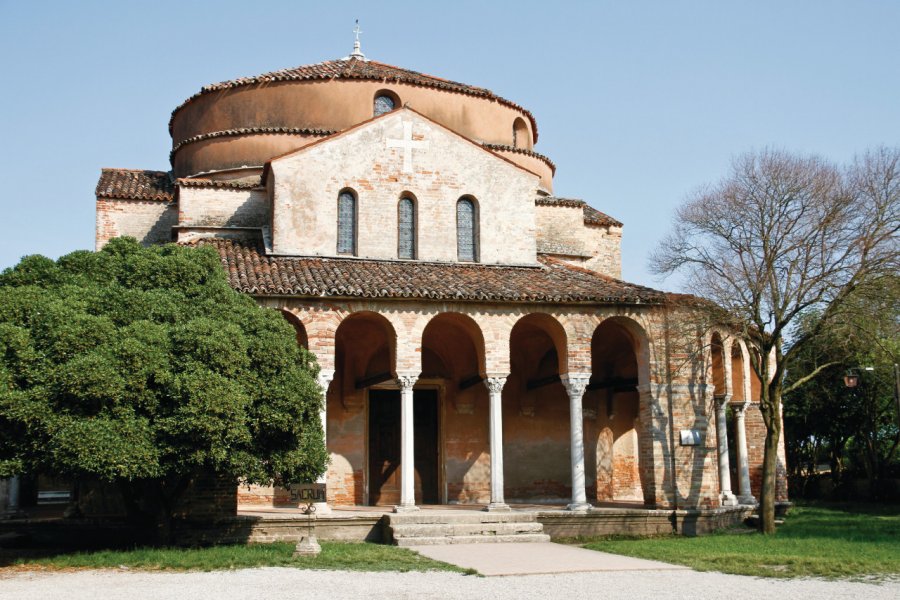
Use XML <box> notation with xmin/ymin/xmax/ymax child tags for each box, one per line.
<box><xmin>368</xmin><ymin>389</ymin><xmax>440</xmax><ymax>506</ymax></box>
<box><xmin>414</xmin><ymin>389</ymin><xmax>439</xmax><ymax>505</ymax></box>
<box><xmin>369</xmin><ymin>390</ymin><xmax>401</xmax><ymax>505</ymax></box>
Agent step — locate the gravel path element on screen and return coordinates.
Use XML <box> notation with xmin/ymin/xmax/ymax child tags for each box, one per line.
<box><xmin>1</xmin><ymin>567</ymin><xmax>898</xmax><ymax>600</ymax></box>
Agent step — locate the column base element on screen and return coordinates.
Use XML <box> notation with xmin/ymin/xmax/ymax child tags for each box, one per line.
<box><xmin>738</xmin><ymin>495</ymin><xmax>758</xmax><ymax>506</ymax></box>
<box><xmin>0</xmin><ymin>510</ymin><xmax>26</xmax><ymax>521</ymax></box>
<box><xmin>393</xmin><ymin>504</ymin><xmax>420</xmax><ymax>513</ymax></box>
<box><xmin>720</xmin><ymin>492</ymin><xmax>739</xmax><ymax>507</ymax></box>
<box><xmin>485</xmin><ymin>502</ymin><xmax>511</xmax><ymax>512</ymax></box>
<box><xmin>566</xmin><ymin>502</ymin><xmax>592</xmax><ymax>512</ymax></box>
<box><xmin>292</xmin><ymin>535</ymin><xmax>321</xmax><ymax>557</ymax></box>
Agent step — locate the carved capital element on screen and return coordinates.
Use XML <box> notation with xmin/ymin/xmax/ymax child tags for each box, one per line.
<box><xmin>561</xmin><ymin>374</ymin><xmax>591</xmax><ymax>398</ymax></box>
<box><xmin>733</xmin><ymin>401</ymin><xmax>750</xmax><ymax>417</ymax></box>
<box><xmin>483</xmin><ymin>376</ymin><xmax>508</xmax><ymax>395</ymax></box>
<box><xmin>396</xmin><ymin>373</ymin><xmax>418</xmax><ymax>391</ymax></box>
<box><xmin>716</xmin><ymin>394</ymin><xmax>732</xmax><ymax>408</ymax></box>
<box><xmin>317</xmin><ymin>369</ymin><xmax>335</xmax><ymax>393</ymax></box>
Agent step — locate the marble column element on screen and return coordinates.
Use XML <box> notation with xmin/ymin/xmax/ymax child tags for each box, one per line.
<box><xmin>734</xmin><ymin>402</ymin><xmax>757</xmax><ymax>504</ymax></box>
<box><xmin>715</xmin><ymin>395</ymin><xmax>738</xmax><ymax>506</ymax></box>
<box><xmin>395</xmin><ymin>373</ymin><xmax>419</xmax><ymax>512</ymax></box>
<box><xmin>314</xmin><ymin>369</ymin><xmax>335</xmax><ymax>514</ymax></box>
<box><xmin>562</xmin><ymin>374</ymin><xmax>592</xmax><ymax>511</ymax></box>
<box><xmin>484</xmin><ymin>375</ymin><xmax>510</xmax><ymax>511</ymax></box>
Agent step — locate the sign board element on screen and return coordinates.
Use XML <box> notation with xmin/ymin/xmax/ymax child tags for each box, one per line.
<box><xmin>679</xmin><ymin>429</ymin><xmax>703</xmax><ymax>446</ymax></box>
<box><xmin>288</xmin><ymin>483</ymin><xmax>326</xmax><ymax>503</ymax></box>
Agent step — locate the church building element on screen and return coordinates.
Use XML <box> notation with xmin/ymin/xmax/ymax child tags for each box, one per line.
<box><xmin>92</xmin><ymin>37</ymin><xmax>787</xmax><ymax>522</ymax></box>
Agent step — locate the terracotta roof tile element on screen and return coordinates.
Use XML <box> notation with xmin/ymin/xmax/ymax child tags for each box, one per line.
<box><xmin>177</xmin><ymin>177</ymin><xmax>263</xmax><ymax>190</ymax></box>
<box><xmin>197</xmin><ymin>238</ymin><xmax>663</xmax><ymax>304</ymax></box>
<box><xmin>535</xmin><ymin>197</ymin><xmax>623</xmax><ymax>228</ymax></box>
<box><xmin>583</xmin><ymin>204</ymin><xmax>622</xmax><ymax>228</ymax></box>
<box><xmin>170</xmin><ymin>58</ymin><xmax>538</xmax><ymax>142</ymax></box>
<box><xmin>481</xmin><ymin>143</ymin><xmax>556</xmax><ymax>174</ymax></box>
<box><xmin>96</xmin><ymin>169</ymin><xmax>174</xmax><ymax>202</ymax></box>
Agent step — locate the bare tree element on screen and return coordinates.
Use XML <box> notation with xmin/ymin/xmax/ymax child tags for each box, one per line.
<box><xmin>651</xmin><ymin>147</ymin><xmax>899</xmax><ymax>533</ymax></box>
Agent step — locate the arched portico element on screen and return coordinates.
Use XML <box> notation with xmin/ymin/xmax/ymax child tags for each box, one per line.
<box><xmin>501</xmin><ymin>313</ymin><xmax>570</xmax><ymax>504</ymax></box>
<box><xmin>588</xmin><ymin>317</ymin><xmax>649</xmax><ymax>504</ymax></box>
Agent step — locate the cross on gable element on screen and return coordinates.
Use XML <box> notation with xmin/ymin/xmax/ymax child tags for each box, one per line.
<box><xmin>386</xmin><ymin>121</ymin><xmax>429</xmax><ymax>173</ymax></box>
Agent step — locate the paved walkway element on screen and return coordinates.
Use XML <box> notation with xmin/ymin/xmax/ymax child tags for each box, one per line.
<box><xmin>409</xmin><ymin>542</ymin><xmax>688</xmax><ymax>576</ymax></box>
<box><xmin>2</xmin><ymin>567</ymin><xmax>897</xmax><ymax>600</ymax></box>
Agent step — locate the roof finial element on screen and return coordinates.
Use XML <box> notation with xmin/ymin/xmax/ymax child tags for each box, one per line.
<box><xmin>350</xmin><ymin>20</ymin><xmax>366</xmax><ymax>60</ymax></box>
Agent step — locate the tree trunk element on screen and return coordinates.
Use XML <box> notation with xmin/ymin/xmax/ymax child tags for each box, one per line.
<box><xmin>758</xmin><ymin>375</ymin><xmax>782</xmax><ymax>534</ymax></box>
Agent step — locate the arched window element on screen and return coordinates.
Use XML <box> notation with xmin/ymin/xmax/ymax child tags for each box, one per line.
<box><xmin>398</xmin><ymin>196</ymin><xmax>416</xmax><ymax>259</ymax></box>
<box><xmin>456</xmin><ymin>197</ymin><xmax>478</xmax><ymax>262</ymax></box>
<box><xmin>337</xmin><ymin>190</ymin><xmax>357</xmax><ymax>255</ymax></box>
<box><xmin>374</xmin><ymin>92</ymin><xmax>397</xmax><ymax>117</ymax></box>
<box><xmin>513</xmin><ymin>118</ymin><xmax>529</xmax><ymax>149</ymax></box>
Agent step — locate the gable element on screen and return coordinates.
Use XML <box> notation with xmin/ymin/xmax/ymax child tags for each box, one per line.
<box><xmin>268</xmin><ymin>108</ymin><xmax>541</xmax><ymax>265</ymax></box>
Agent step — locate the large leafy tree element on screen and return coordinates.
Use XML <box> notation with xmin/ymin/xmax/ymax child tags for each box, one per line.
<box><xmin>785</xmin><ymin>276</ymin><xmax>900</xmax><ymax>497</ymax></box>
<box><xmin>0</xmin><ymin>238</ymin><xmax>326</xmax><ymax>539</ymax></box>
<box><xmin>652</xmin><ymin>147</ymin><xmax>899</xmax><ymax>533</ymax></box>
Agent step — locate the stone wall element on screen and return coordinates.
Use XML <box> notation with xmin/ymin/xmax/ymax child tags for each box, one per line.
<box><xmin>95</xmin><ymin>199</ymin><xmax>177</xmax><ymax>249</ymax></box>
<box><xmin>534</xmin><ymin>204</ymin><xmax>622</xmax><ymax>278</ymax></box>
<box><xmin>269</xmin><ymin>109</ymin><xmax>540</xmax><ymax>265</ymax></box>
<box><xmin>177</xmin><ymin>187</ymin><xmax>268</xmax><ymax>230</ymax></box>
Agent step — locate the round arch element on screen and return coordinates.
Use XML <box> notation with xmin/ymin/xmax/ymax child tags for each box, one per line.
<box><xmin>420</xmin><ymin>312</ymin><xmax>486</xmax><ymax>379</ymax></box>
<box><xmin>509</xmin><ymin>313</ymin><xmax>568</xmax><ymax>377</ymax></box>
<box><xmin>279</xmin><ymin>309</ymin><xmax>309</xmax><ymax>350</ymax></box>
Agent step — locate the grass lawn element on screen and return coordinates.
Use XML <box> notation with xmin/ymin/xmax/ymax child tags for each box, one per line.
<box><xmin>4</xmin><ymin>541</ymin><xmax>474</xmax><ymax>574</ymax></box>
<box><xmin>580</xmin><ymin>502</ymin><xmax>900</xmax><ymax>579</ymax></box>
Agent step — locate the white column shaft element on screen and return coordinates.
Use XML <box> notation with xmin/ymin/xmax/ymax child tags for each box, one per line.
<box><xmin>8</xmin><ymin>476</ymin><xmax>20</xmax><ymax>512</ymax></box>
<box><xmin>562</xmin><ymin>375</ymin><xmax>591</xmax><ymax>511</ymax></box>
<box><xmin>397</xmin><ymin>374</ymin><xmax>419</xmax><ymax>511</ymax></box>
<box><xmin>735</xmin><ymin>402</ymin><xmax>756</xmax><ymax>503</ymax></box>
<box><xmin>715</xmin><ymin>396</ymin><xmax>738</xmax><ymax>506</ymax></box>
<box><xmin>485</xmin><ymin>376</ymin><xmax>509</xmax><ymax>511</ymax></box>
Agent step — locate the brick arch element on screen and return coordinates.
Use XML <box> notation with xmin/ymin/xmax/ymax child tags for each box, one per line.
<box><xmin>509</xmin><ymin>313</ymin><xmax>568</xmax><ymax>376</ymax></box>
<box><xmin>593</xmin><ymin>315</ymin><xmax>652</xmax><ymax>390</ymax></box>
<box><xmin>279</xmin><ymin>308</ymin><xmax>309</xmax><ymax>349</ymax></box>
<box><xmin>334</xmin><ymin>310</ymin><xmax>399</xmax><ymax>377</ymax></box>
<box><xmin>420</xmin><ymin>312</ymin><xmax>486</xmax><ymax>378</ymax></box>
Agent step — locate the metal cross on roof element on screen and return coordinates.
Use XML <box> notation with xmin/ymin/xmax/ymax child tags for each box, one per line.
<box><xmin>350</xmin><ymin>20</ymin><xmax>366</xmax><ymax>60</ymax></box>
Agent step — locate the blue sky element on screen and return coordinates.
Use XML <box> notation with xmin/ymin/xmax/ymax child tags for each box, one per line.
<box><xmin>1</xmin><ymin>1</ymin><xmax>897</xmax><ymax>288</ymax></box>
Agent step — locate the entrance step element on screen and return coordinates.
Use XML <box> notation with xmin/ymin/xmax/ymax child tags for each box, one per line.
<box><xmin>386</xmin><ymin>512</ymin><xmax>551</xmax><ymax>546</ymax></box>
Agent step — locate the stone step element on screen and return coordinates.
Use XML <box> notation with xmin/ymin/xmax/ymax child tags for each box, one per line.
<box><xmin>385</xmin><ymin>512</ymin><xmax>537</xmax><ymax>526</ymax></box>
<box><xmin>394</xmin><ymin>533</ymin><xmax>551</xmax><ymax>547</ymax></box>
<box><xmin>391</xmin><ymin>522</ymin><xmax>545</xmax><ymax>538</ymax></box>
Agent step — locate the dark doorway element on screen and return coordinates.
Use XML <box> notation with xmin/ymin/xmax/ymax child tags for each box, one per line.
<box><xmin>368</xmin><ymin>389</ymin><xmax>439</xmax><ymax>506</ymax></box>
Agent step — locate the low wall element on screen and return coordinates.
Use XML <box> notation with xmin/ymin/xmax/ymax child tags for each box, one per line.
<box><xmin>538</xmin><ymin>505</ymin><xmax>754</xmax><ymax>539</ymax></box>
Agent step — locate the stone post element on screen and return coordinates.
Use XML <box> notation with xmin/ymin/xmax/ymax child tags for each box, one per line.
<box><xmin>484</xmin><ymin>375</ymin><xmax>510</xmax><ymax>511</ymax></box>
<box><xmin>561</xmin><ymin>374</ymin><xmax>592</xmax><ymax>511</ymax></box>
<box><xmin>1</xmin><ymin>476</ymin><xmax>21</xmax><ymax>519</ymax></box>
<box><xmin>734</xmin><ymin>402</ymin><xmax>756</xmax><ymax>504</ymax></box>
<box><xmin>314</xmin><ymin>369</ymin><xmax>334</xmax><ymax>515</ymax></box>
<box><xmin>395</xmin><ymin>373</ymin><xmax>419</xmax><ymax>512</ymax></box>
<box><xmin>715</xmin><ymin>395</ymin><xmax>738</xmax><ymax>506</ymax></box>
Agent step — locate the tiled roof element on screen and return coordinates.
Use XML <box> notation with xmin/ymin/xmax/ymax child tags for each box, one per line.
<box><xmin>481</xmin><ymin>143</ymin><xmax>556</xmax><ymax>174</ymax></box>
<box><xmin>170</xmin><ymin>58</ymin><xmax>538</xmax><ymax>142</ymax></box>
<box><xmin>96</xmin><ymin>169</ymin><xmax>174</xmax><ymax>202</ymax></box>
<box><xmin>583</xmin><ymin>204</ymin><xmax>622</xmax><ymax>228</ymax></box>
<box><xmin>177</xmin><ymin>177</ymin><xmax>263</xmax><ymax>190</ymax></box>
<box><xmin>535</xmin><ymin>197</ymin><xmax>623</xmax><ymax>228</ymax></box>
<box><xmin>170</xmin><ymin>126</ymin><xmax>337</xmax><ymax>162</ymax></box>
<box><xmin>198</xmin><ymin>238</ymin><xmax>664</xmax><ymax>304</ymax></box>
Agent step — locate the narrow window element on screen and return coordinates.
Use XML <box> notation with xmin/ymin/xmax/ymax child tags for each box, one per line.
<box><xmin>457</xmin><ymin>197</ymin><xmax>477</xmax><ymax>262</ymax></box>
<box><xmin>374</xmin><ymin>94</ymin><xmax>396</xmax><ymax>117</ymax></box>
<box><xmin>398</xmin><ymin>197</ymin><xmax>416</xmax><ymax>259</ymax></box>
<box><xmin>337</xmin><ymin>190</ymin><xmax>357</xmax><ymax>255</ymax></box>
<box><xmin>513</xmin><ymin>118</ymin><xmax>529</xmax><ymax>149</ymax></box>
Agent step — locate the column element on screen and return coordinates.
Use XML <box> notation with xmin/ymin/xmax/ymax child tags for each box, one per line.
<box><xmin>562</xmin><ymin>374</ymin><xmax>592</xmax><ymax>511</ymax></box>
<box><xmin>734</xmin><ymin>402</ymin><xmax>756</xmax><ymax>504</ymax></box>
<box><xmin>484</xmin><ymin>375</ymin><xmax>510</xmax><ymax>511</ymax></box>
<box><xmin>715</xmin><ymin>395</ymin><xmax>738</xmax><ymax>506</ymax></box>
<box><xmin>314</xmin><ymin>369</ymin><xmax>334</xmax><ymax>514</ymax></box>
<box><xmin>395</xmin><ymin>373</ymin><xmax>419</xmax><ymax>512</ymax></box>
